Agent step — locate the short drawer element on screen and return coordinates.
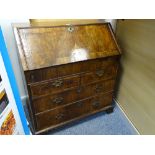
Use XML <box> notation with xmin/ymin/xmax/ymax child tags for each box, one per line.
<box><xmin>29</xmin><ymin>75</ymin><xmax>80</xmax><ymax>97</ymax></box>
<box><xmin>56</xmin><ymin>58</ymin><xmax>115</xmax><ymax>77</ymax></box>
<box><xmin>25</xmin><ymin>67</ymin><xmax>57</xmax><ymax>84</ymax></box>
<box><xmin>35</xmin><ymin>92</ymin><xmax>113</xmax><ymax>131</ymax></box>
<box><xmin>32</xmin><ymin>79</ymin><xmax>115</xmax><ymax>113</ymax></box>
<box><xmin>81</xmin><ymin>64</ymin><xmax>118</xmax><ymax>85</ymax></box>
<box><xmin>81</xmin><ymin>57</ymin><xmax>118</xmax><ymax>73</ymax></box>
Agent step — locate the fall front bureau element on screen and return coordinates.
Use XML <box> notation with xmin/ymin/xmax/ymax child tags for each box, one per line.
<box><xmin>13</xmin><ymin>22</ymin><xmax>121</xmax><ymax>134</ymax></box>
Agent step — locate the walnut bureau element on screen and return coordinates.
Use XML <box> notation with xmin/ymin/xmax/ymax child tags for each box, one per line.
<box><xmin>13</xmin><ymin>23</ymin><xmax>121</xmax><ymax>134</ymax></box>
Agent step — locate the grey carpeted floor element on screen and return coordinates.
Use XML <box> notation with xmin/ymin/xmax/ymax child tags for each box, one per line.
<box><xmin>46</xmin><ymin>102</ymin><xmax>137</xmax><ymax>135</ymax></box>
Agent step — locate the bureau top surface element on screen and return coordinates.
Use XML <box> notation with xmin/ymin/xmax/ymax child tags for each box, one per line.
<box><xmin>14</xmin><ymin>23</ymin><xmax>121</xmax><ymax>71</ymax></box>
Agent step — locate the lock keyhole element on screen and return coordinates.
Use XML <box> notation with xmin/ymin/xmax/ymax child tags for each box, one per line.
<box><xmin>68</xmin><ymin>26</ymin><xmax>74</xmax><ymax>32</ymax></box>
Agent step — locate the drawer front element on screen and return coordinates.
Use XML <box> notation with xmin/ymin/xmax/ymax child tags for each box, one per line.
<box><xmin>25</xmin><ymin>57</ymin><xmax>118</xmax><ymax>84</ymax></box>
<box><xmin>56</xmin><ymin>62</ymin><xmax>82</xmax><ymax>77</ymax></box>
<box><xmin>81</xmin><ymin>64</ymin><xmax>117</xmax><ymax>85</ymax></box>
<box><xmin>35</xmin><ymin>92</ymin><xmax>113</xmax><ymax>131</ymax></box>
<box><xmin>25</xmin><ymin>62</ymin><xmax>82</xmax><ymax>84</ymax></box>
<box><xmin>56</xmin><ymin>58</ymin><xmax>116</xmax><ymax>77</ymax></box>
<box><xmin>81</xmin><ymin>57</ymin><xmax>118</xmax><ymax>73</ymax></box>
<box><xmin>32</xmin><ymin>79</ymin><xmax>115</xmax><ymax>113</ymax></box>
<box><xmin>30</xmin><ymin>75</ymin><xmax>80</xmax><ymax>97</ymax></box>
<box><xmin>25</xmin><ymin>67</ymin><xmax>57</xmax><ymax>84</ymax></box>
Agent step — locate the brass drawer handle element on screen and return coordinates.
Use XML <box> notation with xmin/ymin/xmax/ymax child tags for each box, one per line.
<box><xmin>52</xmin><ymin>79</ymin><xmax>63</xmax><ymax>87</ymax></box>
<box><xmin>68</xmin><ymin>26</ymin><xmax>74</xmax><ymax>32</ymax></box>
<box><xmin>52</xmin><ymin>97</ymin><xmax>64</xmax><ymax>104</ymax></box>
<box><xmin>55</xmin><ymin>113</ymin><xmax>64</xmax><ymax>120</ymax></box>
<box><xmin>92</xmin><ymin>101</ymin><xmax>100</xmax><ymax>108</ymax></box>
<box><xmin>96</xmin><ymin>70</ymin><xmax>105</xmax><ymax>77</ymax></box>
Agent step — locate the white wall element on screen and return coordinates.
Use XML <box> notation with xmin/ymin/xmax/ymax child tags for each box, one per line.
<box><xmin>0</xmin><ymin>19</ymin><xmax>29</xmax><ymax>102</ymax></box>
<box><xmin>0</xmin><ymin>19</ymin><xmax>116</xmax><ymax>104</ymax></box>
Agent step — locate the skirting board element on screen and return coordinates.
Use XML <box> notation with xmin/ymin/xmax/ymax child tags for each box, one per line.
<box><xmin>114</xmin><ymin>98</ymin><xmax>140</xmax><ymax>135</ymax></box>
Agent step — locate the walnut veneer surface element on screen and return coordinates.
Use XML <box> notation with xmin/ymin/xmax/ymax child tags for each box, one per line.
<box><xmin>14</xmin><ymin>23</ymin><xmax>121</xmax><ymax>134</ymax></box>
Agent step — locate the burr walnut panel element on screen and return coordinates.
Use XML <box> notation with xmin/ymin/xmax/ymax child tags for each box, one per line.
<box><xmin>15</xmin><ymin>23</ymin><xmax>120</xmax><ymax>71</ymax></box>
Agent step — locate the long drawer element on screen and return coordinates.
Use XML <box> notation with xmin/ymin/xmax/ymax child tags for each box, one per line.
<box><xmin>25</xmin><ymin>57</ymin><xmax>118</xmax><ymax>84</ymax></box>
<box><xmin>29</xmin><ymin>75</ymin><xmax>80</xmax><ymax>98</ymax></box>
<box><xmin>32</xmin><ymin>79</ymin><xmax>115</xmax><ymax>114</ymax></box>
<box><xmin>35</xmin><ymin>92</ymin><xmax>113</xmax><ymax>131</ymax></box>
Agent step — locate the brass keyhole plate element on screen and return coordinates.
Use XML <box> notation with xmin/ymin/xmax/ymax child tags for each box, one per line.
<box><xmin>68</xmin><ymin>26</ymin><xmax>74</xmax><ymax>32</ymax></box>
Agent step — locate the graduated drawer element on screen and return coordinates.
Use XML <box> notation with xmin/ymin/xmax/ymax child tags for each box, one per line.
<box><xmin>25</xmin><ymin>67</ymin><xmax>57</xmax><ymax>84</ymax></box>
<box><xmin>29</xmin><ymin>75</ymin><xmax>80</xmax><ymax>98</ymax></box>
<box><xmin>35</xmin><ymin>92</ymin><xmax>113</xmax><ymax>131</ymax></box>
<box><xmin>25</xmin><ymin>57</ymin><xmax>118</xmax><ymax>84</ymax></box>
<box><xmin>32</xmin><ymin>79</ymin><xmax>115</xmax><ymax>113</ymax></box>
<box><xmin>81</xmin><ymin>64</ymin><xmax>118</xmax><ymax>85</ymax></box>
<box><xmin>57</xmin><ymin>57</ymin><xmax>118</xmax><ymax>76</ymax></box>
<box><xmin>81</xmin><ymin>57</ymin><xmax>118</xmax><ymax>73</ymax></box>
